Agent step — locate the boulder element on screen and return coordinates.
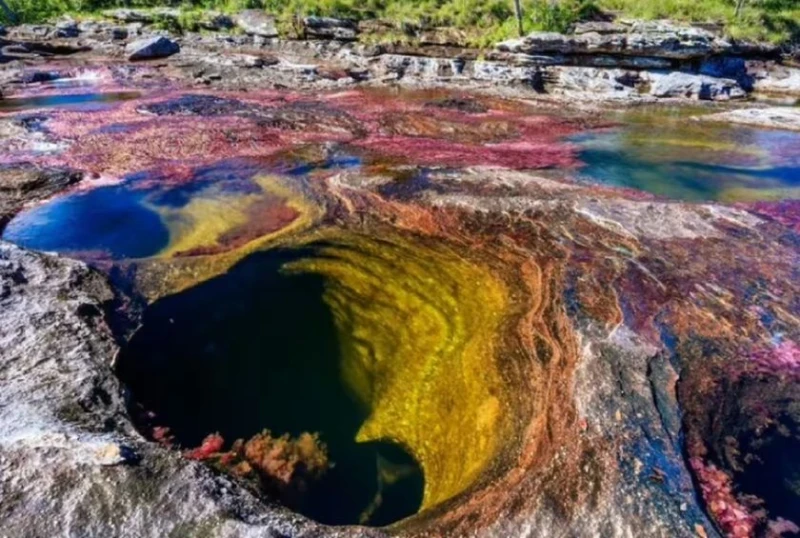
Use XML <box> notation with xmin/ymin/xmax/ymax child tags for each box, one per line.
<box><xmin>126</xmin><ymin>36</ymin><xmax>180</xmax><ymax>61</ymax></box>
<box><xmin>199</xmin><ymin>12</ymin><xmax>234</xmax><ymax>32</ymax></box>
<box><xmin>750</xmin><ymin>63</ymin><xmax>800</xmax><ymax>96</ymax></box>
<box><xmin>648</xmin><ymin>71</ymin><xmax>745</xmax><ymax>100</ymax></box>
<box><xmin>233</xmin><ymin>9</ymin><xmax>278</xmax><ymax>38</ymax></box>
<box><xmin>110</xmin><ymin>27</ymin><xmax>128</xmax><ymax>41</ymax></box>
<box><xmin>554</xmin><ymin>66</ymin><xmax>641</xmax><ymax>98</ymax></box>
<box><xmin>303</xmin><ymin>16</ymin><xmax>358</xmax><ymax>41</ymax></box>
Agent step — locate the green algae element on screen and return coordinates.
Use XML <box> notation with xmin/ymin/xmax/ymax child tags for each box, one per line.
<box><xmin>284</xmin><ymin>231</ymin><xmax>513</xmax><ymax>510</ymax></box>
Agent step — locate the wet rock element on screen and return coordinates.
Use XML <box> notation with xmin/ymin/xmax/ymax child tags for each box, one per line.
<box><xmin>0</xmin><ymin>238</ymin><xmax>380</xmax><ymax>538</ymax></box>
<box><xmin>126</xmin><ymin>36</ymin><xmax>180</xmax><ymax>61</ymax></box>
<box><xmin>648</xmin><ymin>71</ymin><xmax>745</xmax><ymax>100</ymax></box>
<box><xmin>0</xmin><ymin>25</ymin><xmax>6</xmax><ymax>37</ymax></box>
<box><xmin>137</xmin><ymin>94</ymin><xmax>252</xmax><ymax>116</ymax></box>
<box><xmin>20</xmin><ymin>70</ymin><xmax>61</xmax><ymax>84</ymax></box>
<box><xmin>233</xmin><ymin>9</ymin><xmax>278</xmax><ymax>38</ymax></box>
<box><xmin>699</xmin><ymin>107</ymin><xmax>800</xmax><ymax>131</ymax></box>
<box><xmin>303</xmin><ymin>17</ymin><xmax>359</xmax><ymax>41</ymax></box>
<box><xmin>0</xmin><ymin>164</ymin><xmax>81</xmax><ymax>229</ymax></box>
<box><xmin>425</xmin><ymin>97</ymin><xmax>488</xmax><ymax>114</ymax></box>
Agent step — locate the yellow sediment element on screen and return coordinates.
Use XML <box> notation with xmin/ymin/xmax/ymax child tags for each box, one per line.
<box><xmin>138</xmin><ymin>181</ymin><xmax>514</xmax><ymax>513</ymax></box>
<box><xmin>137</xmin><ymin>176</ymin><xmax>320</xmax><ymax>299</ymax></box>
<box><xmin>718</xmin><ymin>186</ymin><xmax>800</xmax><ymax>203</ymax></box>
<box><xmin>284</xmin><ymin>232</ymin><xmax>512</xmax><ymax>509</ymax></box>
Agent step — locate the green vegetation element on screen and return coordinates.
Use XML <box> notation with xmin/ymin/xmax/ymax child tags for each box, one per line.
<box><xmin>0</xmin><ymin>0</ymin><xmax>797</xmax><ymax>45</ymax></box>
<box><xmin>599</xmin><ymin>0</ymin><xmax>799</xmax><ymax>44</ymax></box>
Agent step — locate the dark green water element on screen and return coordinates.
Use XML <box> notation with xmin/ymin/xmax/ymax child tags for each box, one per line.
<box><xmin>115</xmin><ymin>248</ymin><xmax>424</xmax><ymax>526</ymax></box>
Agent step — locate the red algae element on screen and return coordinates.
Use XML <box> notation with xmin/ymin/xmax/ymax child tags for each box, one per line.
<box><xmin>174</xmin><ymin>196</ymin><xmax>300</xmax><ymax>257</ymax></box>
<box><xmin>353</xmin><ymin>136</ymin><xmax>579</xmax><ymax>169</ymax></box>
<box><xmin>6</xmin><ymin>76</ymin><xmax>800</xmax><ymax>537</ymax></box>
<box><xmin>3</xmin><ymin>86</ymin><xmax>590</xmax><ymax>180</ymax></box>
<box><xmin>744</xmin><ymin>200</ymin><xmax>800</xmax><ymax>233</ymax></box>
<box><xmin>185</xmin><ymin>430</ymin><xmax>331</xmax><ymax>508</ymax></box>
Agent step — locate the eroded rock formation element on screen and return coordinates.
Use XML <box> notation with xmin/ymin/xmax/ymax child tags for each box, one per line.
<box><xmin>0</xmin><ymin>35</ymin><xmax>798</xmax><ymax>538</ymax></box>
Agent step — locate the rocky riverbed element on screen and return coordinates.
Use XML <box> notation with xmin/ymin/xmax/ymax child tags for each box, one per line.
<box><xmin>0</xmin><ymin>13</ymin><xmax>799</xmax><ymax>538</ymax></box>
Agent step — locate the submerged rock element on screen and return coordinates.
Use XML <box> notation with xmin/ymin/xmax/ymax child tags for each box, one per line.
<box><xmin>126</xmin><ymin>36</ymin><xmax>180</xmax><ymax>61</ymax></box>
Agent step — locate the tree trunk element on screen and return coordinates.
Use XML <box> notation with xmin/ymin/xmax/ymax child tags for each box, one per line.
<box><xmin>0</xmin><ymin>0</ymin><xmax>17</xmax><ymax>24</ymax></box>
<box><xmin>513</xmin><ymin>0</ymin><xmax>523</xmax><ymax>37</ymax></box>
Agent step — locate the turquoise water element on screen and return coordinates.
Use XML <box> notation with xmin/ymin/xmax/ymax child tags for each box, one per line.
<box><xmin>3</xmin><ymin>184</ymin><xmax>169</xmax><ymax>258</ymax></box>
<box><xmin>2</xmin><ymin>154</ymin><xmax>360</xmax><ymax>260</ymax></box>
<box><xmin>569</xmin><ymin>111</ymin><xmax>800</xmax><ymax>202</ymax></box>
<box><xmin>0</xmin><ymin>92</ymin><xmax>141</xmax><ymax>112</ymax></box>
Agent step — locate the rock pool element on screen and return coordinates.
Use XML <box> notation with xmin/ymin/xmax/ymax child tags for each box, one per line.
<box><xmin>1</xmin><ymin>80</ymin><xmax>799</xmax><ymax>538</ymax></box>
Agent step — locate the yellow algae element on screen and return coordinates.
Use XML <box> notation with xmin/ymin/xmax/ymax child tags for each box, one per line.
<box><xmin>718</xmin><ymin>186</ymin><xmax>800</xmax><ymax>203</ymax></box>
<box><xmin>625</xmin><ymin>135</ymin><xmax>763</xmax><ymax>156</ymax></box>
<box><xmin>284</xmin><ymin>232</ymin><xmax>513</xmax><ymax>510</ymax></box>
<box><xmin>136</xmin><ymin>176</ymin><xmax>320</xmax><ymax>299</ymax></box>
<box><xmin>152</xmin><ymin>176</ymin><xmax>303</xmax><ymax>258</ymax></box>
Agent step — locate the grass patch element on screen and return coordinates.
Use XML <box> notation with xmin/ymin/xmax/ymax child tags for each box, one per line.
<box><xmin>0</xmin><ymin>0</ymin><xmax>797</xmax><ymax>46</ymax></box>
<box><xmin>597</xmin><ymin>0</ymin><xmax>800</xmax><ymax>43</ymax></box>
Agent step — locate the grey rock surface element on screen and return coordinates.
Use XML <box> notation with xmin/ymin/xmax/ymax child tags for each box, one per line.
<box><xmin>0</xmin><ymin>241</ymin><xmax>385</xmax><ymax>538</ymax></box>
<box><xmin>303</xmin><ymin>17</ymin><xmax>359</xmax><ymax>41</ymax></box>
<box><xmin>234</xmin><ymin>9</ymin><xmax>279</xmax><ymax>38</ymax></box>
<box><xmin>126</xmin><ymin>36</ymin><xmax>180</xmax><ymax>61</ymax></box>
<box><xmin>698</xmin><ymin>107</ymin><xmax>800</xmax><ymax>131</ymax></box>
<box><xmin>648</xmin><ymin>71</ymin><xmax>746</xmax><ymax>100</ymax></box>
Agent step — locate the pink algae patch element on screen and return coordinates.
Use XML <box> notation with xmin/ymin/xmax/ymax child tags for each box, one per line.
<box><xmin>353</xmin><ymin>135</ymin><xmax>579</xmax><ymax>170</ymax></box>
<box><xmin>690</xmin><ymin>456</ymin><xmax>760</xmax><ymax>538</ymax></box>
<box><xmin>745</xmin><ymin>200</ymin><xmax>800</xmax><ymax>233</ymax></box>
<box><xmin>750</xmin><ymin>341</ymin><xmax>800</xmax><ymax>381</ymax></box>
<box><xmin>59</xmin><ymin>117</ymin><xmax>286</xmax><ymax>177</ymax></box>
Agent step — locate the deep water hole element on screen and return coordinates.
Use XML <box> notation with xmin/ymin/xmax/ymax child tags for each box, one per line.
<box><xmin>116</xmin><ymin>248</ymin><xmax>424</xmax><ymax>527</ymax></box>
